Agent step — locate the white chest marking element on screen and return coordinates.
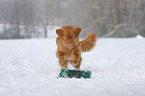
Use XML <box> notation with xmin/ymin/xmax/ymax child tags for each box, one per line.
<box><xmin>64</xmin><ymin>54</ymin><xmax>74</xmax><ymax>61</ymax></box>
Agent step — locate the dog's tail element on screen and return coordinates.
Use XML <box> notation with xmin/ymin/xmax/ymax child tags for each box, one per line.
<box><xmin>80</xmin><ymin>33</ymin><xmax>97</xmax><ymax>52</ymax></box>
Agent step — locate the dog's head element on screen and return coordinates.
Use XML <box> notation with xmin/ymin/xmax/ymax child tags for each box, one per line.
<box><xmin>56</xmin><ymin>26</ymin><xmax>81</xmax><ymax>49</ymax></box>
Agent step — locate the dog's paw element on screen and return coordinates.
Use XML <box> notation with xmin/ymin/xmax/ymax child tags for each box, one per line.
<box><xmin>61</xmin><ymin>65</ymin><xmax>67</xmax><ymax>69</ymax></box>
<box><xmin>74</xmin><ymin>68</ymin><xmax>80</xmax><ymax>70</ymax></box>
<box><xmin>72</xmin><ymin>61</ymin><xmax>79</xmax><ymax>66</ymax></box>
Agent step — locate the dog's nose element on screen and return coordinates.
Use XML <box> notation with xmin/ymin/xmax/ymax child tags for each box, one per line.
<box><xmin>68</xmin><ymin>44</ymin><xmax>72</xmax><ymax>47</ymax></box>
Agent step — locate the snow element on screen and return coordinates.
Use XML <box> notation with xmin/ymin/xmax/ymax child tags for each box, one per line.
<box><xmin>0</xmin><ymin>38</ymin><xmax>145</xmax><ymax>96</ymax></box>
<box><xmin>136</xmin><ymin>35</ymin><xmax>144</xmax><ymax>39</ymax></box>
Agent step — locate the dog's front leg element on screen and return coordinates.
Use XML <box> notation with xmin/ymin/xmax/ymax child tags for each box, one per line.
<box><xmin>72</xmin><ymin>50</ymin><xmax>81</xmax><ymax>69</ymax></box>
<box><xmin>58</xmin><ymin>52</ymin><xmax>67</xmax><ymax>69</ymax></box>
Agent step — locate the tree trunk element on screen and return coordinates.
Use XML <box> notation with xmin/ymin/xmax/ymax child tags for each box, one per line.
<box><xmin>44</xmin><ymin>26</ymin><xmax>47</xmax><ymax>38</ymax></box>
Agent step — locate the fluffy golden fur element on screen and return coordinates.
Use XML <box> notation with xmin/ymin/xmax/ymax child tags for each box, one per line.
<box><xmin>56</xmin><ymin>26</ymin><xmax>97</xmax><ymax>69</ymax></box>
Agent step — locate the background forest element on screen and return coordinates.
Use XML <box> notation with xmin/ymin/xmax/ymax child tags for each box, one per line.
<box><xmin>0</xmin><ymin>0</ymin><xmax>145</xmax><ymax>39</ymax></box>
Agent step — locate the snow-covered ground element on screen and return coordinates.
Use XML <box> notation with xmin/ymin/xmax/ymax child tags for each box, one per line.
<box><xmin>0</xmin><ymin>38</ymin><xmax>145</xmax><ymax>96</ymax></box>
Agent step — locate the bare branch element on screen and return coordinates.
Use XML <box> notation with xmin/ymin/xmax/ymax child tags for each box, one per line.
<box><xmin>103</xmin><ymin>23</ymin><xmax>127</xmax><ymax>38</ymax></box>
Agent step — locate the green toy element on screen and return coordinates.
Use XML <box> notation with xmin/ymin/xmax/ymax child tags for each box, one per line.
<box><xmin>58</xmin><ymin>69</ymin><xmax>91</xmax><ymax>79</ymax></box>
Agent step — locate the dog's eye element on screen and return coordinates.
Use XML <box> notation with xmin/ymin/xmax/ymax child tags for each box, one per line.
<box><xmin>74</xmin><ymin>33</ymin><xmax>78</xmax><ymax>36</ymax></box>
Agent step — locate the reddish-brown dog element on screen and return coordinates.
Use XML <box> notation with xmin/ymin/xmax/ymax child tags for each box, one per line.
<box><xmin>56</xmin><ymin>26</ymin><xmax>97</xmax><ymax>69</ymax></box>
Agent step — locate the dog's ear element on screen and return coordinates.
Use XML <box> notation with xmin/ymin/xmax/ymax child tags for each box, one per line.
<box><xmin>56</xmin><ymin>29</ymin><xmax>63</xmax><ymax>36</ymax></box>
<box><xmin>74</xmin><ymin>27</ymin><xmax>81</xmax><ymax>36</ymax></box>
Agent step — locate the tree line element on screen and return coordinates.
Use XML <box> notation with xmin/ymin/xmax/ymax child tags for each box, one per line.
<box><xmin>0</xmin><ymin>0</ymin><xmax>145</xmax><ymax>39</ymax></box>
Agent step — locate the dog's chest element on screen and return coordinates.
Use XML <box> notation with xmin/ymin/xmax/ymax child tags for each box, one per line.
<box><xmin>64</xmin><ymin>50</ymin><xmax>74</xmax><ymax>61</ymax></box>
<box><xmin>64</xmin><ymin>54</ymin><xmax>74</xmax><ymax>61</ymax></box>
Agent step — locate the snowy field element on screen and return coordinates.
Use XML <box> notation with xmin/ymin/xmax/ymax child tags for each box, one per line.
<box><xmin>0</xmin><ymin>38</ymin><xmax>145</xmax><ymax>96</ymax></box>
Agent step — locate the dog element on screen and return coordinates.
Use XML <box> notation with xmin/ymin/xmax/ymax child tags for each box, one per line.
<box><xmin>56</xmin><ymin>26</ymin><xmax>97</xmax><ymax>70</ymax></box>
